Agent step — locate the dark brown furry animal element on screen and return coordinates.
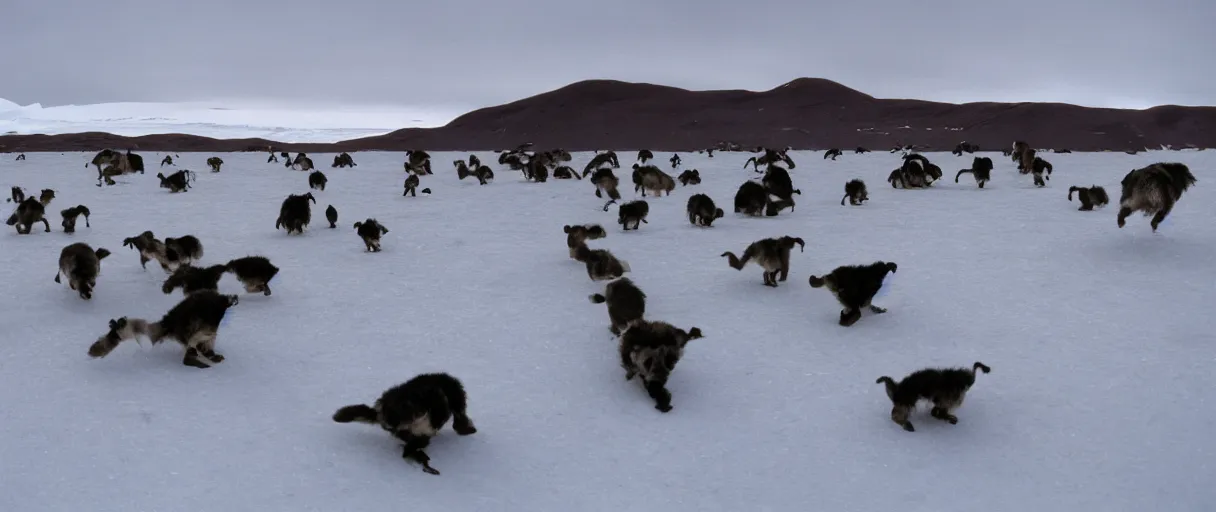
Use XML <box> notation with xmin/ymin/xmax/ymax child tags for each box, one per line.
<box><xmin>823</xmin><ymin>148</ymin><xmax>843</xmax><ymax>161</ymax></box>
<box><xmin>583</xmin><ymin>152</ymin><xmax>620</xmax><ymax>176</ymax></box>
<box><xmin>952</xmin><ymin>142</ymin><xmax>979</xmax><ymax>156</ymax></box>
<box><xmin>522</xmin><ymin>158</ymin><xmax>550</xmax><ymax>183</ymax></box>
<box><xmin>309</xmin><ymin>170</ymin><xmax>328</xmax><ymax>191</ymax></box>
<box><xmin>1068</xmin><ymin>186</ymin><xmax>1109</xmax><ymax>211</ymax></box>
<box><xmin>744</xmin><ymin>148</ymin><xmax>796</xmax><ymax>171</ymax></box>
<box><xmin>206</xmin><ymin>157</ymin><xmax>223</xmax><ymax>172</ymax></box>
<box><xmin>160</xmin><ymin>155</ymin><xmax>174</xmax><ymax>167</ymax></box>
<box><xmin>276</xmin><ymin>192</ymin><xmax>316</xmax><ymax>234</ymax></box>
<box><xmin>8</xmin><ymin>186</ymin><xmax>24</xmax><ymax>203</ymax></box>
<box><xmin>87</xmin><ymin>290</ymin><xmax>240</xmax><ymax>368</ymax></box>
<box><xmin>604</xmin><ymin>199</ymin><xmax>649</xmax><ymax>231</ymax></box>
<box><xmin>224</xmin><ymin>256</ymin><xmax>279</xmax><ymax>295</ymax></box>
<box><xmin>955</xmin><ymin>157</ymin><xmax>994</xmax><ymax>188</ymax></box>
<box><xmin>721</xmin><ymin>236</ymin><xmax>805</xmax><ymax>287</ymax></box>
<box><xmin>332</xmin><ymin>373</ymin><xmax>477</xmax><ymax>475</ymax></box>
<box><xmin>808</xmin><ymin>261</ymin><xmax>897</xmax><ymax>326</ymax></box>
<box><xmin>631</xmin><ymin>164</ymin><xmax>675</xmax><ymax>197</ymax></box>
<box><xmin>1117</xmin><ymin>163</ymin><xmax>1198</xmax><ymax>231</ymax></box>
<box><xmin>841</xmin><ymin>179</ymin><xmax>868</xmax><ymax>206</ymax></box>
<box><xmin>1053</xmin><ymin>148</ymin><xmax>1072</xmax><ymax>154</ymax></box>
<box><xmin>636</xmin><ymin>149</ymin><xmax>654</xmax><ymax>164</ymax></box>
<box><xmin>1011</xmin><ymin>141</ymin><xmax>1031</xmax><ymax>165</ymax></box>
<box><xmin>15</xmin><ymin>153</ymin><xmax>26</xmax><ymax>161</ymax></box>
<box><xmin>855</xmin><ymin>147</ymin><xmax>870</xmax><ymax>154</ymax></box>
<box><xmin>405</xmin><ymin>150</ymin><xmax>432</xmax><ymax>175</ymax></box>
<box><xmin>586</xmin><ymin>168</ymin><xmax>622</xmax><ymax>200</ymax></box>
<box><xmin>563</xmin><ymin>224</ymin><xmax>607</xmax><ymax>259</ymax></box>
<box><xmin>402</xmin><ymin>174</ymin><xmax>431</xmax><ymax>197</ymax></box>
<box><xmin>733</xmin><ymin>181</ymin><xmax>792</xmax><ymax>217</ymax></box>
<box><xmin>762</xmin><ymin>166</ymin><xmax>801</xmax><ymax>206</ymax></box>
<box><xmin>1028</xmin><ymin>156</ymin><xmax>1053</xmax><ymax>187</ymax></box>
<box><xmin>161</xmin><ymin>264</ymin><xmax>228</xmax><ymax>295</ymax></box>
<box><xmin>164</xmin><ymin>236</ymin><xmax>204</xmax><ymax>265</ymax></box>
<box><xmin>876</xmin><ymin>362</ymin><xmax>991</xmax><ymax>432</ymax></box>
<box><xmin>122</xmin><ymin>231</ymin><xmax>177</xmax><ymax>272</ymax></box>
<box><xmin>686</xmin><ymin>193</ymin><xmax>724</xmax><ymax>227</ymax></box>
<box><xmin>618</xmin><ymin>320</ymin><xmax>703</xmax><ymax>413</ymax></box>
<box><xmin>669</xmin><ymin>153</ymin><xmax>681</xmax><ymax>169</ymax></box>
<box><xmin>553</xmin><ymin>166</ymin><xmax>580</xmax><ymax>180</ymax></box>
<box><xmin>589</xmin><ymin>277</ymin><xmax>647</xmax><ymax>335</ymax></box>
<box><xmin>326</xmin><ymin>205</ymin><xmax>338</xmax><ymax>228</ymax></box>
<box><xmin>353</xmin><ymin>218</ymin><xmax>389</xmax><ymax>252</ymax></box>
<box><xmin>291</xmin><ymin>154</ymin><xmax>316</xmax><ymax>171</ymax></box>
<box><xmin>677</xmin><ymin>169</ymin><xmax>701</xmax><ymax>186</ymax></box>
<box><xmin>55</xmin><ymin>242</ymin><xmax>111</xmax><ymax>300</ymax></box>
<box><xmin>59</xmin><ymin>205</ymin><xmax>91</xmax><ymax>233</ymax></box>
<box><xmin>156</xmin><ymin>170</ymin><xmax>195</xmax><ymax>193</ymax></box>
<box><xmin>572</xmin><ymin>243</ymin><xmax>631</xmax><ymax>281</ymax></box>
<box><xmin>332</xmin><ymin>152</ymin><xmax>357</xmax><ymax>168</ymax></box>
<box><xmin>6</xmin><ymin>188</ymin><xmax>55</xmax><ymax>234</ymax></box>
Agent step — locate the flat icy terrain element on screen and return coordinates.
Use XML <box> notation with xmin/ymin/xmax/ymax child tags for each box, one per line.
<box><xmin>1</xmin><ymin>149</ymin><xmax>1212</xmax><ymax>511</ymax></box>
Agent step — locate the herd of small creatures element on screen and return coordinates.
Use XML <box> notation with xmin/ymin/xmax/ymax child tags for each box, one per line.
<box><xmin>4</xmin><ymin>140</ymin><xmax>1200</xmax><ymax>475</ymax></box>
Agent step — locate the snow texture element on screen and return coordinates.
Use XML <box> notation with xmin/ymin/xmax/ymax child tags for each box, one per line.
<box><xmin>1</xmin><ymin>149</ymin><xmax>1213</xmax><ymax>512</ymax></box>
<box><xmin>0</xmin><ymin>98</ymin><xmax>464</xmax><ymax>142</ymax></box>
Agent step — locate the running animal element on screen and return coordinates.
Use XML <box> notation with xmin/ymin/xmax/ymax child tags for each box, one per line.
<box><xmin>876</xmin><ymin>362</ymin><xmax>991</xmax><ymax>432</ymax></box>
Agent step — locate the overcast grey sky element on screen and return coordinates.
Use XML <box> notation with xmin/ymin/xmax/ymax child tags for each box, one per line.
<box><xmin>3</xmin><ymin>0</ymin><xmax>1213</xmax><ymax>110</ymax></box>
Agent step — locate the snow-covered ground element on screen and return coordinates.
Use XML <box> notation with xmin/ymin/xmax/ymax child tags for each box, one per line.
<box><xmin>0</xmin><ymin>97</ymin><xmax>465</xmax><ymax>142</ymax></box>
<box><xmin>1</xmin><ymin>149</ymin><xmax>1212</xmax><ymax>512</ymax></box>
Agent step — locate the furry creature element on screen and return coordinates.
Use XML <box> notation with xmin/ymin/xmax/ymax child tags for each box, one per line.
<box><xmin>402</xmin><ymin>174</ymin><xmax>431</xmax><ymax>197</ymax></box>
<box><xmin>808</xmin><ymin>261</ymin><xmax>897</xmax><ymax>326</ymax></box>
<box><xmin>332</xmin><ymin>373</ymin><xmax>477</xmax><ymax>475</ymax></box>
<box><xmin>156</xmin><ymin>170</ymin><xmax>195</xmax><ymax>193</ymax></box>
<box><xmin>955</xmin><ymin>157</ymin><xmax>994</xmax><ymax>188</ymax></box>
<box><xmin>677</xmin><ymin>169</ymin><xmax>701</xmax><ymax>186</ymax></box>
<box><xmin>585</xmin><ymin>168</ymin><xmax>622</xmax><ymax>200</ymax></box>
<box><xmin>733</xmin><ymin>180</ymin><xmax>792</xmax><ymax>217</ymax></box>
<box><xmin>631</xmin><ymin>164</ymin><xmax>675</xmax><ymax>197</ymax></box>
<box><xmin>276</xmin><ymin>192</ymin><xmax>316</xmax><ymax>234</ymax></box>
<box><xmin>823</xmin><ymin>148</ymin><xmax>843</xmax><ymax>161</ymax></box>
<box><xmin>89</xmin><ymin>149</ymin><xmax>143</xmax><ymax>186</ymax></box>
<box><xmin>15</xmin><ymin>153</ymin><xmax>26</xmax><ymax>161</ymax></box>
<box><xmin>164</xmin><ymin>235</ymin><xmax>204</xmax><ymax>265</ymax></box>
<box><xmin>761</xmin><ymin>166</ymin><xmax>801</xmax><ymax>206</ymax></box>
<box><xmin>1011</xmin><ymin>141</ymin><xmax>1031</xmax><ymax>165</ymax></box>
<box><xmin>744</xmin><ymin>148</ymin><xmax>796</xmax><ymax>171</ymax></box>
<box><xmin>522</xmin><ymin>158</ymin><xmax>550</xmax><ymax>182</ymax></box>
<box><xmin>122</xmin><ymin>231</ymin><xmax>178</xmax><ymax>272</ymax></box>
<box><xmin>604</xmin><ymin>199</ymin><xmax>649</xmax><ymax>231</ymax></box>
<box><xmin>1028</xmin><ymin>157</ymin><xmax>1053</xmax><ymax>187</ymax></box>
<box><xmin>855</xmin><ymin>147</ymin><xmax>870</xmax><ymax>154</ymax></box>
<box><xmin>553</xmin><ymin>166</ymin><xmax>581</xmax><ymax>180</ymax></box>
<box><xmin>162</xmin><ymin>263</ymin><xmax>228</xmax><ymax>295</ymax></box>
<box><xmin>1116</xmin><ymin>163</ymin><xmax>1198</xmax><ymax>231</ymax></box>
<box><xmin>889</xmin><ymin>154</ymin><xmax>942</xmax><ymax>189</ymax></box>
<box><xmin>618</xmin><ymin>320</ymin><xmax>703</xmax><ymax>412</ymax></box>
<box><xmin>636</xmin><ymin>149</ymin><xmax>654</xmax><ymax>164</ymax></box>
<box><xmin>353</xmin><ymin>218</ymin><xmax>389</xmax><ymax>252</ymax></box>
<box><xmin>206</xmin><ymin>157</ymin><xmax>224</xmax><ymax>172</ymax></box>
<box><xmin>289</xmin><ymin>153</ymin><xmax>315</xmax><ymax>171</ymax></box>
<box><xmin>721</xmin><ymin>236</ymin><xmax>805</xmax><ymax>287</ymax></box>
<box><xmin>1068</xmin><ymin>185</ymin><xmax>1109</xmax><ymax>211</ymax></box>
<box><xmin>58</xmin><ymin>205</ymin><xmax>91</xmax><ymax>234</ymax></box>
<box><xmin>669</xmin><ymin>153</ymin><xmax>682</xmax><ymax>169</ymax></box>
<box><xmin>55</xmin><ymin>242</ymin><xmax>111</xmax><ymax>300</ymax></box>
<box><xmin>583</xmin><ymin>151</ymin><xmax>621</xmax><ymax>176</ymax></box>
<box><xmin>326</xmin><ymin>205</ymin><xmax>338</xmax><ymax>228</ymax></box>
<box><xmin>6</xmin><ymin>188</ymin><xmax>55</xmax><ymax>234</ymax></box>
<box><xmin>404</xmin><ymin>150</ymin><xmax>432</xmax><ymax>175</ymax></box>
<box><xmin>224</xmin><ymin>256</ymin><xmax>279</xmax><ymax>295</ymax></box>
<box><xmin>455</xmin><ymin>160</ymin><xmax>494</xmax><ymax>185</ymax></box>
<box><xmin>332</xmin><ymin>152</ymin><xmax>357</xmax><ymax>168</ymax></box>
<box><xmin>841</xmin><ymin>179</ymin><xmax>869</xmax><ymax>206</ymax></box>
<box><xmin>572</xmin><ymin>243</ymin><xmax>631</xmax><ymax>281</ymax></box>
<box><xmin>686</xmin><ymin>193</ymin><xmax>724</xmax><ymax>227</ymax></box>
<box><xmin>87</xmin><ymin>290</ymin><xmax>240</xmax><ymax>368</ymax></box>
<box><xmin>877</xmin><ymin>362</ymin><xmax>991</xmax><ymax>432</ymax></box>
<box><xmin>309</xmin><ymin>170</ymin><xmax>328</xmax><ymax>191</ymax></box>
<box><xmin>8</xmin><ymin>186</ymin><xmax>24</xmax><ymax>203</ymax></box>
<box><xmin>952</xmin><ymin>142</ymin><xmax>979</xmax><ymax>156</ymax></box>
<box><xmin>563</xmin><ymin>224</ymin><xmax>607</xmax><ymax>259</ymax></box>
<box><xmin>160</xmin><ymin>155</ymin><xmax>174</xmax><ymax>166</ymax></box>
<box><xmin>588</xmin><ymin>277</ymin><xmax>647</xmax><ymax>335</ymax></box>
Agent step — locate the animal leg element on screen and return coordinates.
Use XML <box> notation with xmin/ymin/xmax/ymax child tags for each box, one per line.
<box><xmin>139</xmin><ymin>254</ymin><xmax>149</xmax><ymax>269</ymax></box>
<box><xmin>399</xmin><ymin>435</ymin><xmax>439</xmax><ymax>475</ymax></box>
<box><xmin>1116</xmin><ymin>206</ymin><xmax>1133</xmax><ymax>228</ymax></box>
<box><xmin>892</xmin><ymin>405</ymin><xmax>915</xmax><ymax>432</ymax></box>
<box><xmin>183</xmin><ymin>329</ymin><xmax>218</xmax><ymax>368</ymax></box>
<box><xmin>261</xmin><ymin>283</ymin><xmax>273</xmax><ymax>296</ymax></box>
<box><xmin>644</xmin><ymin>378</ymin><xmax>673</xmax><ymax>413</ymax></box>
<box><xmin>930</xmin><ymin>406</ymin><xmax>958</xmax><ymax>425</ymax></box>
<box><xmin>840</xmin><ymin>308</ymin><xmax>862</xmax><ymax>327</ymax></box>
<box><xmin>39</xmin><ymin>218</ymin><xmax>50</xmax><ymax>232</ymax></box>
<box><xmin>1150</xmin><ymin>204</ymin><xmax>1174</xmax><ymax>231</ymax></box>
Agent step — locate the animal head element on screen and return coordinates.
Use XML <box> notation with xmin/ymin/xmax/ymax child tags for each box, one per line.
<box><xmin>38</xmin><ymin>189</ymin><xmax>55</xmax><ymax>205</ymax></box>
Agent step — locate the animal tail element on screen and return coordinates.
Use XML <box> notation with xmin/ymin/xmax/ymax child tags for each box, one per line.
<box><xmin>955</xmin><ymin>169</ymin><xmax>972</xmax><ymax>183</ymax></box>
<box><xmin>972</xmin><ymin>362</ymin><xmax>991</xmax><ymax>376</ymax></box>
<box><xmin>602</xmin><ymin>199</ymin><xmax>617</xmax><ymax>212</ymax></box>
<box><xmin>87</xmin><ymin>318</ymin><xmax>151</xmax><ymax>359</ymax></box>
<box><xmin>720</xmin><ymin>250</ymin><xmax>749</xmax><ymax>270</ymax></box>
<box><xmin>1160</xmin><ymin>163</ymin><xmax>1198</xmax><ymax>191</ymax></box>
<box><xmin>876</xmin><ymin>376</ymin><xmax>898</xmax><ymax>401</ymax></box>
<box><xmin>1068</xmin><ymin>186</ymin><xmax>1078</xmax><ymax>201</ymax></box>
<box><xmin>589</xmin><ymin>293</ymin><xmax>607</xmax><ymax>304</ymax></box>
<box><xmin>332</xmin><ymin>404</ymin><xmax>379</xmax><ymax>424</ymax></box>
<box><xmin>840</xmin><ymin>193</ymin><xmax>848</xmax><ymax>206</ymax></box>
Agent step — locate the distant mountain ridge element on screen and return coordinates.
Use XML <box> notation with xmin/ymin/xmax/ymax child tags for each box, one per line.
<box><xmin>3</xmin><ymin>78</ymin><xmax>1215</xmax><ymax>152</ymax></box>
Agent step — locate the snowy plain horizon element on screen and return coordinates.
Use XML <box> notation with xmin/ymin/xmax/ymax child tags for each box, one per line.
<box><xmin>0</xmin><ymin>97</ymin><xmax>469</xmax><ymax>143</ymax></box>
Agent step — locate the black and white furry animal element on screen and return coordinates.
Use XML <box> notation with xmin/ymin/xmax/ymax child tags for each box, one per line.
<box><xmin>876</xmin><ymin>362</ymin><xmax>991</xmax><ymax>432</ymax></box>
<box><xmin>891</xmin><ymin>154</ymin><xmax>943</xmax><ymax>189</ymax></box>
<box><xmin>572</xmin><ymin>243</ymin><xmax>631</xmax><ymax>281</ymax></box>
<box><xmin>686</xmin><ymin>193</ymin><xmax>724</xmax><ymax>227</ymax></box>
<box><xmin>6</xmin><ymin>188</ymin><xmax>55</xmax><ymax>234</ymax></box>
<box><xmin>332</xmin><ymin>373</ymin><xmax>478</xmax><ymax>475</ymax></box>
<box><xmin>636</xmin><ymin>149</ymin><xmax>654</xmax><ymax>164</ymax></box>
<box><xmin>332</xmin><ymin>152</ymin><xmax>357</xmax><ymax>168</ymax></box>
<box><xmin>224</xmin><ymin>256</ymin><xmax>279</xmax><ymax>295</ymax></box>
<box><xmin>588</xmin><ymin>277</ymin><xmax>647</xmax><ymax>336</ymax></box>
<box><xmin>206</xmin><ymin>157</ymin><xmax>224</xmax><ymax>172</ymax></box>
<box><xmin>761</xmin><ymin>165</ymin><xmax>801</xmax><ymax>207</ymax></box>
<box><xmin>744</xmin><ymin>148</ymin><xmax>796</xmax><ymax>171</ymax></box>
<box><xmin>823</xmin><ymin>148</ymin><xmax>843</xmax><ymax>161</ymax></box>
<box><xmin>59</xmin><ymin>205</ymin><xmax>91</xmax><ymax>233</ymax></box>
<box><xmin>563</xmin><ymin>224</ymin><xmax>607</xmax><ymax>259</ymax></box>
<box><xmin>585</xmin><ymin>168</ymin><xmax>622</xmax><ymax>200</ymax></box>
<box><xmin>855</xmin><ymin>147</ymin><xmax>870</xmax><ymax>154</ymax></box>
<box><xmin>122</xmin><ymin>231</ymin><xmax>178</xmax><ymax>272</ymax></box>
<box><xmin>582</xmin><ymin>151</ymin><xmax>621</xmax><ymax>176</ymax></box>
<box><xmin>841</xmin><ymin>179</ymin><xmax>868</xmax><ymax>206</ymax></box>
<box><xmin>404</xmin><ymin>150</ymin><xmax>433</xmax><ymax>175</ymax></box>
<box><xmin>721</xmin><ymin>236</ymin><xmax>805</xmax><ymax>287</ymax></box>
<box><xmin>677</xmin><ymin>169</ymin><xmax>701</xmax><ymax>186</ymax></box>
<box><xmin>55</xmin><ymin>242</ymin><xmax>111</xmax><ymax>300</ymax></box>
<box><xmin>455</xmin><ymin>160</ymin><xmax>494</xmax><ymax>185</ymax></box>
<box><xmin>733</xmin><ymin>181</ymin><xmax>792</xmax><ymax>217</ymax></box>
<box><xmin>87</xmin><ymin>290</ymin><xmax>240</xmax><ymax>369</ymax></box>
<box><xmin>15</xmin><ymin>153</ymin><xmax>26</xmax><ymax>161</ymax></box>
<box><xmin>161</xmin><ymin>264</ymin><xmax>228</xmax><ymax>295</ymax></box>
<box><xmin>291</xmin><ymin>154</ymin><xmax>316</xmax><ymax>171</ymax></box>
<box><xmin>276</xmin><ymin>192</ymin><xmax>316</xmax><ymax>234</ymax></box>
<box><xmin>402</xmin><ymin>174</ymin><xmax>432</xmax><ymax>197</ymax></box>
<box><xmin>1116</xmin><ymin>163</ymin><xmax>1198</xmax><ymax>231</ymax></box>
<box><xmin>163</xmin><ymin>235</ymin><xmax>204</xmax><ymax>265</ymax></box>
<box><xmin>9</xmin><ymin>186</ymin><xmax>25</xmax><ymax>203</ymax></box>
<box><xmin>160</xmin><ymin>155</ymin><xmax>174</xmax><ymax>167</ymax></box>
<box><xmin>326</xmin><ymin>205</ymin><xmax>338</xmax><ymax>228</ymax></box>
<box><xmin>1028</xmin><ymin>157</ymin><xmax>1053</xmax><ymax>187</ymax></box>
<box><xmin>955</xmin><ymin>157</ymin><xmax>994</xmax><ymax>188</ymax></box>
<box><xmin>309</xmin><ymin>170</ymin><xmax>328</xmax><ymax>191</ymax></box>
<box><xmin>604</xmin><ymin>199</ymin><xmax>649</xmax><ymax>231</ymax></box>
<box><xmin>353</xmin><ymin>218</ymin><xmax>389</xmax><ymax>252</ymax></box>
<box><xmin>808</xmin><ymin>261</ymin><xmax>897</xmax><ymax>327</ymax></box>
<box><xmin>1068</xmin><ymin>186</ymin><xmax>1109</xmax><ymax>211</ymax></box>
<box><xmin>618</xmin><ymin>320</ymin><xmax>703</xmax><ymax>412</ymax></box>
<box><xmin>156</xmin><ymin>169</ymin><xmax>195</xmax><ymax>193</ymax></box>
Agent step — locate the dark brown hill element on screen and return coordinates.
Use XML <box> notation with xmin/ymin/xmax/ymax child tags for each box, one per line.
<box><xmin>3</xmin><ymin>78</ymin><xmax>1215</xmax><ymax>153</ymax></box>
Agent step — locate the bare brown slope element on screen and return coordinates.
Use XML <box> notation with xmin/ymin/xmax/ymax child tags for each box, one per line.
<box><xmin>4</xmin><ymin>78</ymin><xmax>1215</xmax><ymax>153</ymax></box>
